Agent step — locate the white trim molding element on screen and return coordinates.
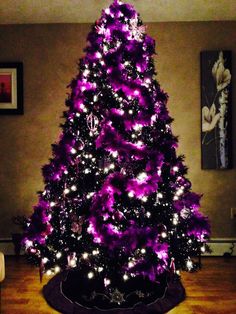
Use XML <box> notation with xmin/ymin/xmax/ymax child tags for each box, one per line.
<box><xmin>204</xmin><ymin>238</ymin><xmax>236</xmax><ymax>257</ymax></box>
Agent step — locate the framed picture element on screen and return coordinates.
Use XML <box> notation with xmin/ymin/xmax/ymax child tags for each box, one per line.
<box><xmin>201</xmin><ymin>51</ymin><xmax>232</xmax><ymax>169</ymax></box>
<box><xmin>0</xmin><ymin>62</ymin><xmax>23</xmax><ymax>115</ymax></box>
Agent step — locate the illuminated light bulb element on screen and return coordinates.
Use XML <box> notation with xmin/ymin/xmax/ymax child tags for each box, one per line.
<box><xmin>134</xmin><ymin>90</ymin><xmax>140</xmax><ymax>96</ymax></box>
<box><xmin>128</xmin><ymin>109</ymin><xmax>133</xmax><ymax>114</ymax></box>
<box><xmin>173</xmin><ymin>218</ymin><xmax>178</xmax><ymax>225</ymax></box>
<box><xmin>137</xmin><ymin>172</ymin><xmax>147</xmax><ymax>181</ymax></box>
<box><xmin>84</xmin><ymin>169</ymin><xmax>90</xmax><ymax>174</ymax></box>
<box><xmin>76</xmin><ymin>113</ymin><xmax>80</xmax><ymax>117</ymax></box>
<box><xmin>157</xmin><ymin>193</ymin><xmax>163</xmax><ymax>198</ymax></box>
<box><xmin>173</xmin><ymin>195</ymin><xmax>179</xmax><ymax>201</ymax></box>
<box><xmin>142</xmin><ymin>196</ymin><xmax>148</xmax><ymax>202</ymax></box>
<box><xmin>101</xmin><ymin>61</ymin><xmax>105</xmax><ymax>66</ymax></box>
<box><xmin>128</xmin><ymin>191</ymin><xmax>134</xmax><ymax>198</ymax></box>
<box><xmin>128</xmin><ymin>261</ymin><xmax>134</xmax><ymax>268</ymax></box>
<box><xmin>98</xmin><ymin>267</ymin><xmax>103</xmax><ymax>272</ymax></box>
<box><xmin>50</xmin><ymin>202</ymin><xmax>55</xmax><ymax>207</ymax></box>
<box><xmin>94</xmin><ymin>237</ymin><xmax>102</xmax><ymax>243</ymax></box>
<box><xmin>86</xmin><ymin>193</ymin><xmax>93</xmax><ymax>199</ymax></box>
<box><xmin>46</xmin><ymin>270</ymin><xmax>52</xmax><ymax>276</ymax></box>
<box><xmin>88</xmin><ymin>272</ymin><xmax>94</xmax><ymax>279</ymax></box>
<box><xmin>64</xmin><ymin>188</ymin><xmax>70</xmax><ymax>195</ymax></box>
<box><xmin>89</xmin><ymin>154</ymin><xmax>93</xmax><ymax>158</ymax></box>
<box><xmin>137</xmin><ymin>66</ymin><xmax>141</xmax><ymax>72</ymax></box>
<box><xmin>42</xmin><ymin>257</ymin><xmax>48</xmax><ymax>264</ymax></box>
<box><xmin>80</xmin><ymin>103</ymin><xmax>85</xmax><ymax>110</ymax></box>
<box><xmin>141</xmin><ymin>248</ymin><xmax>146</xmax><ymax>254</ymax></box>
<box><xmin>64</xmin><ymin>170</ymin><xmax>68</xmax><ymax>174</ymax></box>
<box><xmin>131</xmin><ymin>134</ymin><xmax>136</xmax><ymax>139</ymax></box>
<box><xmin>92</xmin><ymin>158</ymin><xmax>96</xmax><ymax>162</ymax></box>
<box><xmin>83</xmin><ymin>107</ymin><xmax>88</xmax><ymax>113</ymax></box>
<box><xmin>176</xmin><ymin>270</ymin><xmax>180</xmax><ymax>275</ymax></box>
<box><xmin>96</xmin><ymin>52</ymin><xmax>102</xmax><ymax>59</ymax></box>
<box><xmin>188</xmin><ymin>239</ymin><xmax>192</xmax><ymax>243</ymax></box>
<box><xmin>93</xmin><ymin>95</ymin><xmax>98</xmax><ymax>102</ymax></box>
<box><xmin>92</xmin><ymin>249</ymin><xmax>99</xmax><ymax>256</ymax></box>
<box><xmin>176</xmin><ymin>189</ymin><xmax>183</xmax><ymax>196</ymax></box>
<box><xmin>124</xmin><ymin>61</ymin><xmax>129</xmax><ymax>66</ymax></box>
<box><xmin>105</xmin><ymin>8</ymin><xmax>110</xmax><ymax>14</ymax></box>
<box><xmin>71</xmin><ymin>185</ymin><xmax>77</xmax><ymax>191</ymax></box>
<box><xmin>104</xmin><ymin>278</ymin><xmax>111</xmax><ymax>287</ymax></box>
<box><xmin>123</xmin><ymin>274</ymin><xmax>129</xmax><ymax>281</ymax></box>
<box><xmin>201</xmin><ymin>246</ymin><xmax>206</xmax><ymax>253</ymax></box>
<box><xmin>71</xmin><ymin>148</ymin><xmax>77</xmax><ymax>154</ymax></box>
<box><xmin>161</xmin><ymin>232</ymin><xmax>167</xmax><ymax>238</ymax></box>
<box><xmin>70</xmin><ymin>259</ymin><xmax>77</xmax><ymax>267</ymax></box>
<box><xmin>55</xmin><ymin>266</ymin><xmax>60</xmax><ymax>273</ymax></box>
<box><xmin>112</xmin><ymin>151</ymin><xmax>118</xmax><ymax>158</ymax></box>
<box><xmin>109</xmin><ymin>163</ymin><xmax>115</xmax><ymax>169</ymax></box>
<box><xmin>82</xmin><ymin>252</ymin><xmax>89</xmax><ymax>259</ymax></box>
<box><xmin>145</xmin><ymin>78</ymin><xmax>151</xmax><ymax>84</ymax></box>
<box><xmin>134</xmin><ymin>124</ymin><xmax>142</xmax><ymax>131</ymax></box>
<box><xmin>173</xmin><ymin>166</ymin><xmax>179</xmax><ymax>172</ymax></box>
<box><xmin>136</xmin><ymin>141</ymin><xmax>143</xmax><ymax>147</ymax></box>
<box><xmin>104</xmin><ymin>167</ymin><xmax>109</xmax><ymax>173</ymax></box>
<box><xmin>56</xmin><ymin>252</ymin><xmax>62</xmax><ymax>259</ymax></box>
<box><xmin>84</xmin><ymin>69</ymin><xmax>90</xmax><ymax>76</ymax></box>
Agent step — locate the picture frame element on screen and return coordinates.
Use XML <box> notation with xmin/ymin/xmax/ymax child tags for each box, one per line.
<box><xmin>200</xmin><ymin>51</ymin><xmax>232</xmax><ymax>169</ymax></box>
<box><xmin>0</xmin><ymin>62</ymin><xmax>23</xmax><ymax>115</ymax></box>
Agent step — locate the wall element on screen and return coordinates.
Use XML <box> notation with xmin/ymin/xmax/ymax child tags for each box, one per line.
<box><xmin>0</xmin><ymin>22</ymin><xmax>235</xmax><ymax>239</ymax></box>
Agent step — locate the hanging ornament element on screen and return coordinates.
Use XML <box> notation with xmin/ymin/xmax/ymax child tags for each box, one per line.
<box><xmin>186</xmin><ymin>257</ymin><xmax>193</xmax><ymax>271</ymax></box>
<box><xmin>87</xmin><ymin>113</ymin><xmax>99</xmax><ymax>133</ymax></box>
<box><xmin>170</xmin><ymin>257</ymin><xmax>176</xmax><ymax>274</ymax></box>
<box><xmin>70</xmin><ymin>215</ymin><xmax>85</xmax><ymax>234</ymax></box>
<box><xmin>67</xmin><ymin>252</ymin><xmax>77</xmax><ymax>268</ymax></box>
<box><xmin>77</xmin><ymin>139</ymin><xmax>85</xmax><ymax>150</ymax></box>
<box><xmin>71</xmin><ymin>222</ymin><xmax>82</xmax><ymax>234</ymax></box>
<box><xmin>129</xmin><ymin>17</ymin><xmax>146</xmax><ymax>41</ymax></box>
<box><xmin>180</xmin><ymin>207</ymin><xmax>191</xmax><ymax>219</ymax></box>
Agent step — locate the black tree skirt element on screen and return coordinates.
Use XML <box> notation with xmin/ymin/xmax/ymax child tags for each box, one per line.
<box><xmin>43</xmin><ymin>270</ymin><xmax>185</xmax><ymax>314</ymax></box>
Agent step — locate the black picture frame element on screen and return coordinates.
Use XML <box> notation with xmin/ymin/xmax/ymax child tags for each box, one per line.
<box><xmin>0</xmin><ymin>62</ymin><xmax>23</xmax><ymax>115</ymax></box>
<box><xmin>200</xmin><ymin>51</ymin><xmax>232</xmax><ymax>169</ymax></box>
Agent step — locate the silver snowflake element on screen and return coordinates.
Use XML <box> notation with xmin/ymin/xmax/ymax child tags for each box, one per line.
<box><xmin>180</xmin><ymin>207</ymin><xmax>192</xmax><ymax>219</ymax></box>
<box><xmin>110</xmin><ymin>289</ymin><xmax>125</xmax><ymax>304</ymax></box>
<box><xmin>136</xmin><ymin>290</ymin><xmax>145</xmax><ymax>298</ymax></box>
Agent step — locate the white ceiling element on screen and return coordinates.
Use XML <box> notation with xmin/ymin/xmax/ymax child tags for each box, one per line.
<box><xmin>0</xmin><ymin>0</ymin><xmax>235</xmax><ymax>24</ymax></box>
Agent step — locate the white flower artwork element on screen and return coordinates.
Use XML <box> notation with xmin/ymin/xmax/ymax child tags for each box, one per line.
<box><xmin>201</xmin><ymin>51</ymin><xmax>232</xmax><ymax>169</ymax></box>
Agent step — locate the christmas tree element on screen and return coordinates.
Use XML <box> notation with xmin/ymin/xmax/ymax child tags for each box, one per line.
<box><xmin>23</xmin><ymin>0</ymin><xmax>210</xmax><ymax>310</ymax></box>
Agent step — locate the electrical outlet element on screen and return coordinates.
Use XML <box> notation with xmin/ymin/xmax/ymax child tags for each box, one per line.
<box><xmin>230</xmin><ymin>208</ymin><xmax>236</xmax><ymax>219</ymax></box>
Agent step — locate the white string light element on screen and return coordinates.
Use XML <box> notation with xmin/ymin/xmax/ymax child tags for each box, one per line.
<box><xmin>88</xmin><ymin>272</ymin><xmax>94</xmax><ymax>279</ymax></box>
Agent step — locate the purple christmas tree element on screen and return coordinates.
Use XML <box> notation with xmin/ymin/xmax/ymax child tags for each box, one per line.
<box><xmin>23</xmin><ymin>0</ymin><xmax>210</xmax><ymax>310</ymax></box>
